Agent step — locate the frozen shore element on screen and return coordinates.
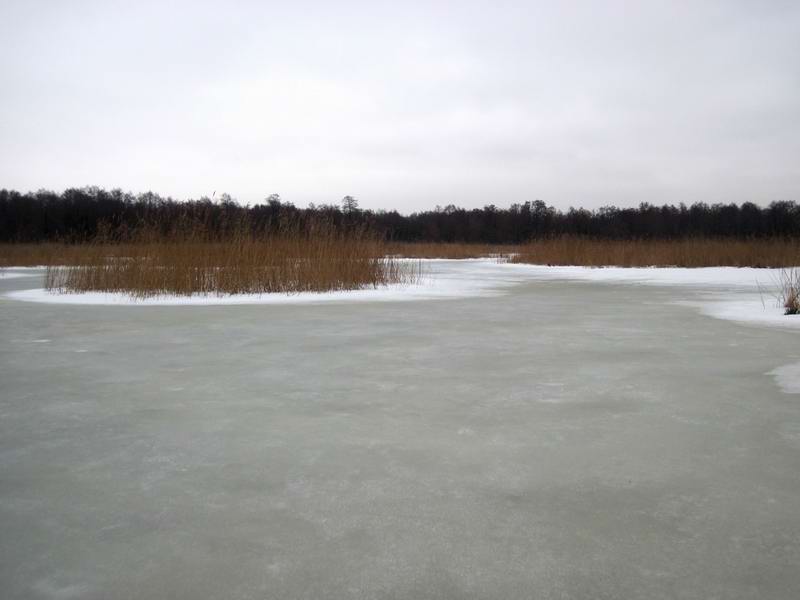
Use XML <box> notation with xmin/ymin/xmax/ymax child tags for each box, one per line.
<box><xmin>3</xmin><ymin>261</ymin><xmax>797</xmax><ymax>330</ymax></box>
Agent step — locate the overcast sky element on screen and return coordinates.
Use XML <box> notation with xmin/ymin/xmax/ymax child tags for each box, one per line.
<box><xmin>1</xmin><ymin>1</ymin><xmax>798</xmax><ymax>211</ymax></box>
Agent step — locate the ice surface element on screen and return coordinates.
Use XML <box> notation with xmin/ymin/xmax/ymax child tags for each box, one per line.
<box><xmin>1</xmin><ymin>263</ymin><xmax>800</xmax><ymax>598</ymax></box>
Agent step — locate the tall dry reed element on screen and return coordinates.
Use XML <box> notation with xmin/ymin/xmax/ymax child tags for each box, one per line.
<box><xmin>511</xmin><ymin>237</ymin><xmax>800</xmax><ymax>268</ymax></box>
<box><xmin>778</xmin><ymin>268</ymin><xmax>800</xmax><ymax>314</ymax></box>
<box><xmin>45</xmin><ymin>221</ymin><xmax>419</xmax><ymax>298</ymax></box>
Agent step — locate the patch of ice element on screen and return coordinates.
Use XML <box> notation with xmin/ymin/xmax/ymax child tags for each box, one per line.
<box><xmin>31</xmin><ymin>578</ymin><xmax>91</xmax><ymax>600</ymax></box>
<box><xmin>0</xmin><ymin>269</ymin><xmax>42</xmax><ymax>280</ymax></box>
<box><xmin>769</xmin><ymin>362</ymin><xmax>800</xmax><ymax>394</ymax></box>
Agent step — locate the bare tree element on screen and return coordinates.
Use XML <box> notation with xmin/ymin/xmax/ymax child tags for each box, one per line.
<box><xmin>341</xmin><ymin>195</ymin><xmax>359</xmax><ymax>214</ymax></box>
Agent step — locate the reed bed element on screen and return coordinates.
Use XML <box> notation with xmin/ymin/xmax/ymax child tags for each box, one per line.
<box><xmin>44</xmin><ymin>224</ymin><xmax>419</xmax><ymax>298</ymax></box>
<box><xmin>510</xmin><ymin>237</ymin><xmax>800</xmax><ymax>268</ymax></box>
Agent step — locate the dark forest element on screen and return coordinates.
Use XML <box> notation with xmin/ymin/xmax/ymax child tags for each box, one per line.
<box><xmin>1</xmin><ymin>187</ymin><xmax>798</xmax><ymax>243</ymax></box>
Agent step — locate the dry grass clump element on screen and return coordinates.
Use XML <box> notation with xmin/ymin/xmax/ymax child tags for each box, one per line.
<box><xmin>778</xmin><ymin>268</ymin><xmax>800</xmax><ymax>315</ymax></box>
<box><xmin>45</xmin><ymin>222</ymin><xmax>419</xmax><ymax>298</ymax></box>
<box><xmin>511</xmin><ymin>237</ymin><xmax>800</xmax><ymax>268</ymax></box>
<box><xmin>386</xmin><ymin>242</ymin><xmax>520</xmax><ymax>259</ymax></box>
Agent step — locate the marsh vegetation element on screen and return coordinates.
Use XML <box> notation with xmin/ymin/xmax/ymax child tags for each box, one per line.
<box><xmin>510</xmin><ymin>237</ymin><xmax>800</xmax><ymax>268</ymax></box>
<box><xmin>42</xmin><ymin>221</ymin><xmax>419</xmax><ymax>298</ymax></box>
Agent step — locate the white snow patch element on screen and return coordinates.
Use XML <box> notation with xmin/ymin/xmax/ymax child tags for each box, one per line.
<box><xmin>680</xmin><ymin>295</ymin><xmax>800</xmax><ymax>330</ymax></box>
<box><xmin>0</xmin><ymin>269</ymin><xmax>42</xmax><ymax>280</ymax></box>
<box><xmin>497</xmin><ymin>263</ymin><xmax>780</xmax><ymax>289</ymax></box>
<box><xmin>769</xmin><ymin>362</ymin><xmax>800</xmax><ymax>394</ymax></box>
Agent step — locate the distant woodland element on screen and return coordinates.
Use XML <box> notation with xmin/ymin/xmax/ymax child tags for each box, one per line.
<box><xmin>1</xmin><ymin>187</ymin><xmax>799</xmax><ymax>243</ymax></box>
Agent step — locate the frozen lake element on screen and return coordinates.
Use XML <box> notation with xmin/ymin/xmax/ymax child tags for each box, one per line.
<box><xmin>1</xmin><ymin>262</ymin><xmax>800</xmax><ymax>599</ymax></box>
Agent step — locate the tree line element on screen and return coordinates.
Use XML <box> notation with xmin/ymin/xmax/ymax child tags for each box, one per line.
<box><xmin>1</xmin><ymin>187</ymin><xmax>799</xmax><ymax>243</ymax></box>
